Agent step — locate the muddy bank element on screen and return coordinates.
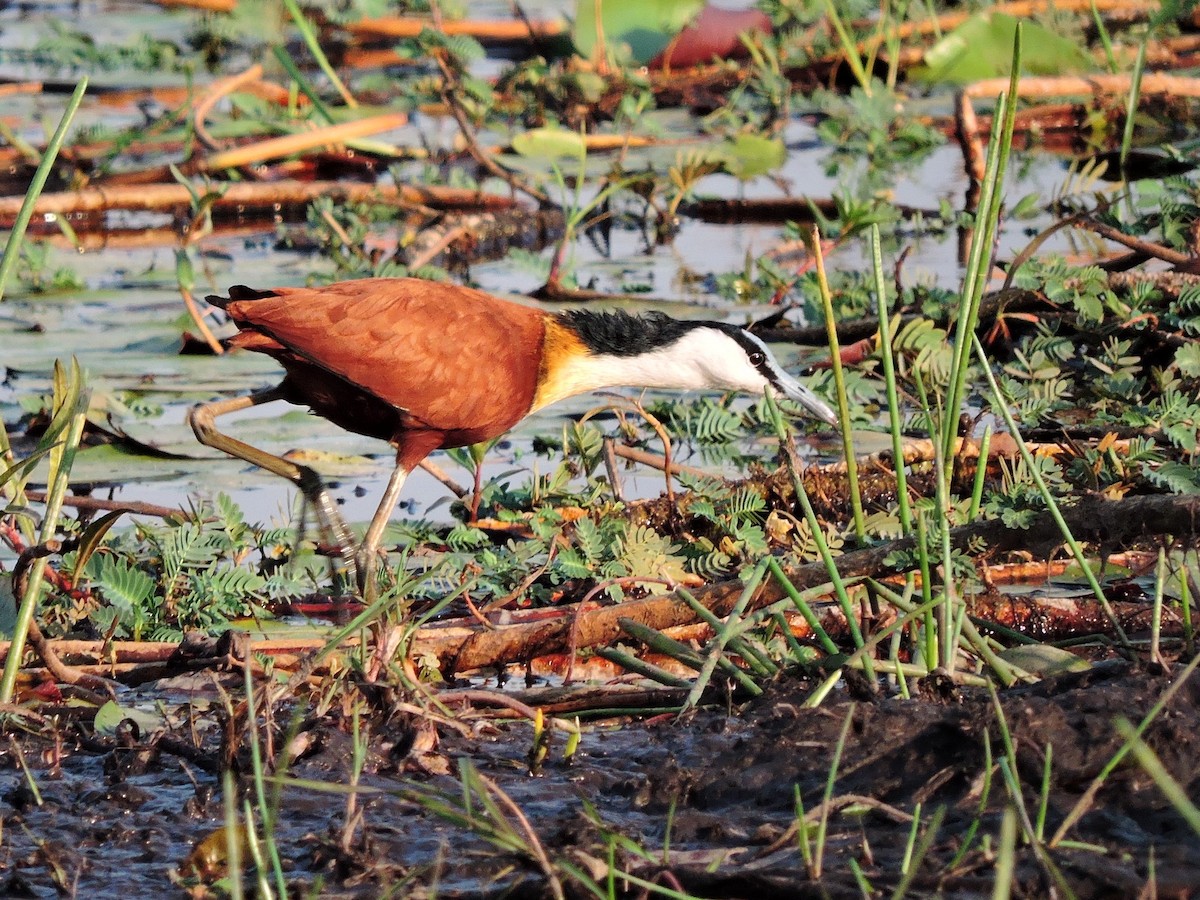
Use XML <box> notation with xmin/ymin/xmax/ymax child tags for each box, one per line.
<box><xmin>2</xmin><ymin>661</ymin><xmax>1198</xmax><ymax>896</ymax></box>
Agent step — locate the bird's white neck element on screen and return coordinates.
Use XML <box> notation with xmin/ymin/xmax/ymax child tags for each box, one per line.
<box><xmin>531</xmin><ymin>325</ymin><xmax>764</xmax><ymax>412</ymax></box>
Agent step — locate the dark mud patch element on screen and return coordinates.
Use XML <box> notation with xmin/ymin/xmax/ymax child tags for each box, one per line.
<box><xmin>3</xmin><ymin>662</ymin><xmax>1199</xmax><ymax>897</ymax></box>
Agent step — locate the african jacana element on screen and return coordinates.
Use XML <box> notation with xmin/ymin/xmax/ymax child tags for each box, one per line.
<box><xmin>189</xmin><ymin>277</ymin><xmax>837</xmax><ymax>597</ymax></box>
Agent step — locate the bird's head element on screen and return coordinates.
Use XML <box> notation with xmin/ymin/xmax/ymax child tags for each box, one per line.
<box><xmin>539</xmin><ymin>310</ymin><xmax>838</xmax><ymax>425</ymax></box>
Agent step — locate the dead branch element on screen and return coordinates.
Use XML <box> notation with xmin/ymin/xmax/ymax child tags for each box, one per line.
<box><xmin>345</xmin><ymin>16</ymin><xmax>566</xmax><ymax>41</ymax></box>
<box><xmin>964</xmin><ymin>72</ymin><xmax>1200</xmax><ymax>102</ymax></box>
<box><xmin>192</xmin><ymin>64</ymin><xmax>264</xmax><ymax>152</ymax></box>
<box><xmin>23</xmin><ymin>491</ymin><xmax>183</xmax><ymax>519</ymax></box>
<box><xmin>201</xmin><ymin>113</ymin><xmax>407</xmax><ymax>171</ymax></box>
<box><xmin>0</xmin><ymin>179</ymin><xmax>519</xmax><ymax>228</ymax></box>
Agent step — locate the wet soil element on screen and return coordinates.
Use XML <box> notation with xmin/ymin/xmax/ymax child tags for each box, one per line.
<box><xmin>3</xmin><ymin>660</ymin><xmax>1199</xmax><ymax>897</ymax></box>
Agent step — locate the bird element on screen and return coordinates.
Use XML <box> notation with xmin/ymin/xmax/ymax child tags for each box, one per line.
<box><xmin>189</xmin><ymin>277</ymin><xmax>838</xmax><ymax>599</ymax></box>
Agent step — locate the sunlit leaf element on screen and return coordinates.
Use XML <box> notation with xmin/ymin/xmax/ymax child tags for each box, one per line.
<box><xmin>913</xmin><ymin>13</ymin><xmax>1092</xmax><ymax>84</ymax></box>
<box><xmin>710</xmin><ymin>133</ymin><xmax>787</xmax><ymax>181</ymax></box>
<box><xmin>998</xmin><ymin>644</ymin><xmax>1090</xmax><ymax>677</ymax></box>
<box><xmin>94</xmin><ymin>699</ymin><xmax>166</xmax><ymax>736</ymax></box>
<box><xmin>1175</xmin><ymin>343</ymin><xmax>1200</xmax><ymax>378</ymax></box>
<box><xmin>511</xmin><ymin>127</ymin><xmax>588</xmax><ymax>161</ymax></box>
<box><xmin>572</xmin><ymin>0</ymin><xmax>706</xmax><ymax>64</ymax></box>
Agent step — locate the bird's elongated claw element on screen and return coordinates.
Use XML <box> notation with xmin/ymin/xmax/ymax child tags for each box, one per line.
<box><xmin>295</xmin><ymin>466</ymin><xmax>359</xmax><ymax>588</ymax></box>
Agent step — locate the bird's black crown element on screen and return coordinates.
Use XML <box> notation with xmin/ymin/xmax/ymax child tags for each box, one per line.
<box><xmin>557</xmin><ymin>309</ymin><xmax>746</xmax><ymax>358</ymax></box>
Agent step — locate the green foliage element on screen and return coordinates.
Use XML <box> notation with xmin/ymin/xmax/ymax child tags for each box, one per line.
<box><xmin>47</xmin><ymin>496</ymin><xmax>333</xmax><ymax>640</ymax></box>
<box><xmin>813</xmin><ymin>80</ymin><xmax>944</xmax><ymax>176</ymax></box>
<box><xmin>11</xmin><ymin>21</ymin><xmax>185</xmax><ymax>73</ymax></box>
<box><xmin>12</xmin><ymin>242</ymin><xmax>84</xmax><ymax>294</ymax></box>
<box><xmin>912</xmin><ymin>12</ymin><xmax>1091</xmax><ymax>84</ymax></box>
<box><xmin>997</xmin><ymin>323</ymin><xmax>1075</xmax><ymax>424</ymax></box>
<box><xmin>1064</xmin><ymin>436</ymin><xmax>1164</xmax><ymax>493</ymax></box>
<box><xmin>551</xmin><ymin>516</ymin><xmax>687</xmax><ymax>600</ymax></box>
<box><xmin>1016</xmin><ymin>259</ymin><xmax>1114</xmax><ymax>323</ymax></box>
<box><xmin>891</xmin><ymin>317</ymin><xmax>954</xmax><ymax>389</ymax></box>
<box><xmin>571</xmin><ymin>0</ymin><xmax>706</xmax><ymax>66</ymax></box>
<box><xmin>712</xmin><ymin>253</ymin><xmax>794</xmax><ymax>305</ymax></box>
<box><xmin>298</xmin><ymin>198</ymin><xmax>416</xmax><ymax>280</ymax></box>
<box><xmin>1145</xmin><ymin>461</ymin><xmax>1200</xmax><ymax>494</ymax></box>
<box><xmin>680</xmin><ymin>473</ymin><xmax>771</xmax><ymax>575</ymax></box>
<box><xmin>1142</xmin><ymin>388</ymin><xmax>1200</xmax><ymax>453</ymax></box>
<box><xmin>983</xmin><ymin>456</ymin><xmax>1069</xmax><ymax>529</ymax></box>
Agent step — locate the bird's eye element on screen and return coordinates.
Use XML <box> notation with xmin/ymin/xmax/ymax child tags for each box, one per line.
<box><xmin>748</xmin><ymin>351</ymin><xmax>766</xmax><ymax>366</ymax></box>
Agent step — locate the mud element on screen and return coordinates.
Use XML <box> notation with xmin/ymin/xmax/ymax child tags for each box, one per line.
<box><xmin>2</xmin><ymin>661</ymin><xmax>1199</xmax><ymax>897</ymax></box>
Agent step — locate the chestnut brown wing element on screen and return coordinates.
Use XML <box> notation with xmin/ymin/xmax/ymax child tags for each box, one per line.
<box><xmin>224</xmin><ymin>278</ymin><xmax>547</xmax><ymax>438</ymax></box>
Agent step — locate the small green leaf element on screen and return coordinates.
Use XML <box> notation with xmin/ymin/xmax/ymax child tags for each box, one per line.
<box><xmin>174</xmin><ymin>248</ymin><xmax>194</xmax><ymax>292</ymax></box>
<box><xmin>913</xmin><ymin>13</ymin><xmax>1092</xmax><ymax>85</ymax></box>
<box><xmin>710</xmin><ymin>134</ymin><xmax>787</xmax><ymax>181</ymax></box>
<box><xmin>94</xmin><ymin>700</ymin><xmax>166</xmax><ymax>737</ymax></box>
<box><xmin>1175</xmin><ymin>342</ymin><xmax>1200</xmax><ymax>378</ymax></box>
<box><xmin>511</xmin><ymin>127</ymin><xmax>587</xmax><ymax>161</ymax></box>
<box><xmin>70</xmin><ymin>509</ymin><xmax>127</xmax><ymax>588</ymax></box>
<box><xmin>572</xmin><ymin>0</ymin><xmax>706</xmax><ymax>64</ymax></box>
<box><xmin>998</xmin><ymin>644</ymin><xmax>1090</xmax><ymax>677</ymax></box>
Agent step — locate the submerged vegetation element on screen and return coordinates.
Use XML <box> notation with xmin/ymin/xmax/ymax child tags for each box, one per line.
<box><xmin>3</xmin><ymin>0</ymin><xmax>1200</xmax><ymax>895</ymax></box>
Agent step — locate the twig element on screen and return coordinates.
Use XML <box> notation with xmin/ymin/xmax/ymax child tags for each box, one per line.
<box><xmin>23</xmin><ymin>490</ymin><xmax>182</xmax><ymax>519</ymax></box>
<box><xmin>0</xmin><ymin>179</ymin><xmax>518</xmax><ymax>225</ymax></box>
<box><xmin>202</xmin><ymin>113</ymin><xmax>408</xmax><ymax>171</ymax></box>
<box><xmin>417</xmin><ymin>458</ymin><xmax>469</xmax><ymax>497</ymax></box>
<box><xmin>963</xmin><ymin>71</ymin><xmax>1200</xmax><ymax>101</ymax></box>
<box><xmin>180</xmin><ymin>284</ymin><xmax>224</xmax><ymax>354</ymax></box>
<box><xmin>609</xmin><ymin>443</ymin><xmax>707</xmax><ymax>478</ymax></box>
<box><xmin>192</xmin><ymin>64</ymin><xmax>264</xmax><ymax>152</ymax></box>
<box><xmin>430</xmin><ymin>51</ymin><xmax>550</xmax><ymax>207</ymax></box>
<box><xmin>1074</xmin><ymin>218</ymin><xmax>1192</xmax><ymax>267</ymax></box>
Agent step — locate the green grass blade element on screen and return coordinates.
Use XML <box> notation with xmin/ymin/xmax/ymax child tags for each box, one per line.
<box><xmin>943</xmin><ymin>27</ymin><xmax>1022</xmax><ymax>465</ymax></box>
<box><xmin>0</xmin><ymin>78</ymin><xmax>88</xmax><ymax>303</ymax></box>
<box><xmin>0</xmin><ymin>360</ymin><xmax>89</xmax><ymax>703</ymax></box>
<box><xmin>280</xmin><ymin>0</ymin><xmax>358</xmax><ymax>109</ymax></box>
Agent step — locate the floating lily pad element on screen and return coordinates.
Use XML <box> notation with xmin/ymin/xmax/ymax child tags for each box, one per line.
<box><xmin>572</xmin><ymin>0</ymin><xmax>706</xmax><ymax>65</ymax></box>
<box><xmin>912</xmin><ymin>13</ymin><xmax>1092</xmax><ymax>85</ymax></box>
<box><xmin>94</xmin><ymin>699</ymin><xmax>167</xmax><ymax>736</ymax></box>
<box><xmin>999</xmin><ymin>644</ymin><xmax>1091</xmax><ymax>677</ymax></box>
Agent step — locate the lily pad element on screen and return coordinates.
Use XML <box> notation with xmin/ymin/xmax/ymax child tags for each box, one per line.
<box><xmin>708</xmin><ymin>133</ymin><xmax>787</xmax><ymax>181</ymax></box>
<box><xmin>94</xmin><ymin>699</ymin><xmax>167</xmax><ymax>736</ymax></box>
<box><xmin>998</xmin><ymin>644</ymin><xmax>1091</xmax><ymax>678</ymax></box>
<box><xmin>572</xmin><ymin>0</ymin><xmax>706</xmax><ymax>65</ymax></box>
<box><xmin>512</xmin><ymin>127</ymin><xmax>589</xmax><ymax>162</ymax></box>
<box><xmin>912</xmin><ymin>13</ymin><xmax>1092</xmax><ymax>85</ymax></box>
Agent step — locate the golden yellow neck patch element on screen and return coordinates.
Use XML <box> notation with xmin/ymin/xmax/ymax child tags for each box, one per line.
<box><xmin>531</xmin><ymin>316</ymin><xmax>592</xmax><ymax>412</ymax></box>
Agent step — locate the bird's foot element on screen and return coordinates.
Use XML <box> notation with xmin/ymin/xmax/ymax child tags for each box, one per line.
<box><xmin>355</xmin><ymin>545</ymin><xmax>381</xmax><ymax>605</ymax></box>
<box><xmin>296</xmin><ymin>465</ymin><xmax>359</xmax><ymax>589</ymax></box>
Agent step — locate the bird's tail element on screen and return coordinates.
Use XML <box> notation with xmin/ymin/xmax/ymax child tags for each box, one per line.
<box><xmin>204</xmin><ymin>285</ymin><xmax>278</xmax><ymax>309</ymax></box>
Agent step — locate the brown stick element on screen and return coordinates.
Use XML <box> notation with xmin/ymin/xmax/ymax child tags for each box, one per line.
<box><xmin>610</xmin><ymin>444</ymin><xmax>708</xmax><ymax>478</ymax></box>
<box><xmin>23</xmin><ymin>490</ymin><xmax>183</xmax><ymax>519</ymax></box>
<box><xmin>153</xmin><ymin>0</ymin><xmax>235</xmax><ymax>10</ymax></box>
<box><xmin>1073</xmin><ymin>219</ymin><xmax>1192</xmax><ymax>267</ymax></box>
<box><xmin>876</xmin><ymin>0</ymin><xmax>1159</xmax><ymax>45</ymax></box>
<box><xmin>345</xmin><ymin>17</ymin><xmax>566</xmax><ymax>40</ymax></box>
<box><xmin>431</xmin><ymin>51</ymin><xmax>551</xmax><ymax>207</ymax></box>
<box><xmin>0</xmin><ymin>179</ymin><xmax>518</xmax><ymax>225</ymax></box>
<box><xmin>180</xmin><ymin>284</ymin><xmax>224</xmax><ymax>354</ymax></box>
<box><xmin>964</xmin><ymin>72</ymin><xmax>1200</xmax><ymax>101</ymax></box>
<box><xmin>192</xmin><ymin>64</ymin><xmax>264</xmax><ymax>152</ymax></box>
<box><xmin>201</xmin><ymin>113</ymin><xmax>407</xmax><ymax>171</ymax></box>
<box><xmin>0</xmin><ymin>82</ymin><xmax>43</xmax><ymax>98</ymax></box>
<box><xmin>956</xmin><ymin>91</ymin><xmax>986</xmax><ymax>189</ymax></box>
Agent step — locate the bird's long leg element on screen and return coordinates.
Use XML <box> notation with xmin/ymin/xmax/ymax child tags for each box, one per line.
<box><xmin>355</xmin><ymin>462</ymin><xmax>412</xmax><ymax>603</ymax></box>
<box><xmin>188</xmin><ymin>387</ymin><xmax>358</xmax><ymax>572</ymax></box>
